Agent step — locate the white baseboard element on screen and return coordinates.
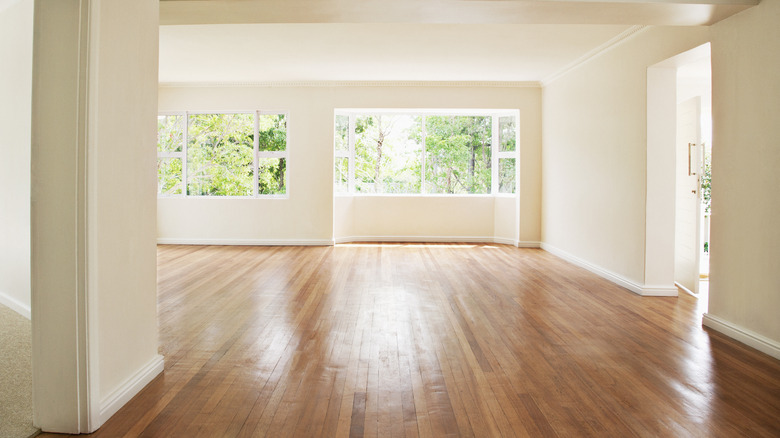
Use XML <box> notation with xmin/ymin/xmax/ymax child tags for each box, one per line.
<box><xmin>157</xmin><ymin>238</ymin><xmax>334</xmax><ymax>246</ymax></box>
<box><xmin>157</xmin><ymin>236</ymin><xmax>543</xmax><ymax>248</ymax></box>
<box><xmin>702</xmin><ymin>314</ymin><xmax>780</xmax><ymax>361</ymax></box>
<box><xmin>493</xmin><ymin>237</ymin><xmax>516</xmax><ymax>246</ymax></box>
<box><xmin>99</xmin><ymin>354</ymin><xmax>164</xmax><ymax>427</ymax></box>
<box><xmin>334</xmin><ymin>235</ymin><xmax>494</xmax><ymax>244</ymax></box>
<box><xmin>0</xmin><ymin>291</ymin><xmax>31</xmax><ymax>319</ymax></box>
<box><xmin>540</xmin><ymin>243</ymin><xmax>678</xmax><ymax>297</ymax></box>
<box><xmin>640</xmin><ymin>286</ymin><xmax>680</xmax><ymax>296</ymax></box>
<box><xmin>675</xmin><ymin>281</ymin><xmax>697</xmax><ymax>297</ymax></box>
<box><xmin>333</xmin><ymin>236</ymin><xmax>532</xmax><ymax>246</ymax></box>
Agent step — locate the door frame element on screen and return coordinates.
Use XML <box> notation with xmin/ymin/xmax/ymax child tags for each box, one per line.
<box><xmin>645</xmin><ymin>42</ymin><xmax>711</xmax><ymax>296</ymax></box>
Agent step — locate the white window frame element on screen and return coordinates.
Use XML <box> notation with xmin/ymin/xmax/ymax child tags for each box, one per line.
<box><xmin>333</xmin><ymin>109</ymin><xmax>519</xmax><ymax>196</ymax></box>
<box><xmin>495</xmin><ymin>113</ymin><xmax>520</xmax><ymax>196</ymax></box>
<box><xmin>255</xmin><ymin>110</ymin><xmax>290</xmax><ymax>198</ymax></box>
<box><xmin>156</xmin><ymin>110</ymin><xmax>290</xmax><ymax>198</ymax></box>
<box><xmin>157</xmin><ymin>112</ymin><xmax>187</xmax><ymax>196</ymax></box>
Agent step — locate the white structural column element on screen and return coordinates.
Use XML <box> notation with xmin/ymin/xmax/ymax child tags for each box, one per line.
<box><xmin>31</xmin><ymin>1</ymin><xmax>91</xmax><ymax>431</ymax></box>
<box><xmin>31</xmin><ymin>0</ymin><xmax>161</xmax><ymax>433</ymax></box>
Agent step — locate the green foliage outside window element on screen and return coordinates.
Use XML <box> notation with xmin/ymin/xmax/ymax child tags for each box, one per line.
<box><xmin>258</xmin><ymin>158</ymin><xmax>286</xmax><ymax>195</ymax></box>
<box><xmin>157</xmin><ymin>158</ymin><xmax>183</xmax><ymax>195</ymax></box>
<box><xmin>158</xmin><ymin>115</ymin><xmax>183</xmax><ymax>153</ymax></box>
<box><xmin>187</xmin><ymin>114</ymin><xmax>255</xmax><ymax>196</ymax></box>
<box><xmin>257</xmin><ymin>114</ymin><xmax>287</xmax><ymax>194</ymax></box>
<box><xmin>334</xmin><ymin>115</ymin><xmax>349</xmax><ymax>153</ymax></box>
<box><xmin>499</xmin><ymin>116</ymin><xmax>516</xmax><ymax>152</ymax></box>
<box><xmin>156</xmin><ymin>112</ymin><xmax>288</xmax><ymax>197</ymax></box>
<box><xmin>701</xmin><ymin>144</ymin><xmax>711</xmax><ymax>215</ymax></box>
<box><xmin>335</xmin><ymin>157</ymin><xmax>349</xmax><ymax>193</ymax></box>
<box><xmin>258</xmin><ymin>114</ymin><xmax>287</xmax><ymax>152</ymax></box>
<box><xmin>335</xmin><ymin>112</ymin><xmax>516</xmax><ymax>195</ymax></box>
<box><xmin>354</xmin><ymin>115</ymin><xmax>422</xmax><ymax>194</ymax></box>
<box><xmin>425</xmin><ymin>116</ymin><xmax>492</xmax><ymax>194</ymax></box>
<box><xmin>498</xmin><ymin>158</ymin><xmax>516</xmax><ymax>194</ymax></box>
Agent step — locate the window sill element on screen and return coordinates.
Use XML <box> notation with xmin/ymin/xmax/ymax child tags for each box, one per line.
<box><xmin>158</xmin><ymin>195</ymin><xmax>289</xmax><ymax>200</ymax></box>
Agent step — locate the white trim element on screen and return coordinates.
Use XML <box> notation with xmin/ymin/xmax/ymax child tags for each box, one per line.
<box><xmin>157</xmin><ymin>237</ymin><xmax>540</xmax><ymax>246</ymax></box>
<box><xmin>157</xmin><ymin>238</ymin><xmax>335</xmax><ymax>246</ymax></box>
<box><xmin>675</xmin><ymin>281</ymin><xmax>697</xmax><ymax>297</ymax></box>
<box><xmin>335</xmin><ymin>236</ymin><xmax>492</xmax><ymax>244</ymax></box>
<box><xmin>640</xmin><ymin>286</ymin><xmax>680</xmax><ymax>297</ymax></box>
<box><xmin>334</xmin><ymin>236</ymin><xmax>519</xmax><ymax>245</ymax></box>
<box><xmin>0</xmin><ymin>291</ymin><xmax>31</xmax><ymax>319</ymax></box>
<box><xmin>98</xmin><ymin>355</ymin><xmax>164</xmax><ymax>426</ymax></box>
<box><xmin>493</xmin><ymin>237</ymin><xmax>516</xmax><ymax>246</ymax></box>
<box><xmin>542</xmin><ymin>25</ymin><xmax>649</xmax><ymax>87</ymax></box>
<box><xmin>159</xmin><ymin>80</ymin><xmax>541</xmax><ymax>89</ymax></box>
<box><xmin>540</xmin><ymin>243</ymin><xmax>678</xmax><ymax>297</ymax></box>
<box><xmin>703</xmin><ymin>314</ymin><xmax>780</xmax><ymax>361</ymax></box>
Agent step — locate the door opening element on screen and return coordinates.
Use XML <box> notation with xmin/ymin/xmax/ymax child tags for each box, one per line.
<box><xmin>674</xmin><ymin>52</ymin><xmax>712</xmax><ymax>310</ymax></box>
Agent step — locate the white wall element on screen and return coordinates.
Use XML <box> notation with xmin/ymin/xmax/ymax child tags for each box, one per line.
<box><xmin>340</xmin><ymin>195</ymin><xmax>496</xmax><ymax>241</ymax></box>
<box><xmin>541</xmin><ymin>26</ymin><xmax>709</xmax><ymax>290</ymax></box>
<box><xmin>158</xmin><ymin>84</ymin><xmax>542</xmax><ymax>246</ymax></box>
<box><xmin>31</xmin><ymin>0</ymin><xmax>162</xmax><ymax>432</ymax></box>
<box><xmin>0</xmin><ymin>0</ymin><xmax>33</xmax><ymax>318</ymax></box>
<box><xmin>705</xmin><ymin>0</ymin><xmax>780</xmax><ymax>357</ymax></box>
<box><xmin>90</xmin><ymin>0</ymin><xmax>163</xmax><ymax>424</ymax></box>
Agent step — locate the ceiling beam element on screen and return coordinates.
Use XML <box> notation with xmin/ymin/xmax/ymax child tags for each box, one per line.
<box><xmin>160</xmin><ymin>0</ymin><xmax>757</xmax><ymax>26</ymax></box>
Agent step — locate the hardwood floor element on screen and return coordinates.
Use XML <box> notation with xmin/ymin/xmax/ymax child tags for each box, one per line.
<box><xmin>40</xmin><ymin>244</ymin><xmax>780</xmax><ymax>437</ymax></box>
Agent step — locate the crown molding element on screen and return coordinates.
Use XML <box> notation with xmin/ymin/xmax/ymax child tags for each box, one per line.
<box><xmin>158</xmin><ymin>80</ymin><xmax>541</xmax><ymax>89</ymax></box>
<box><xmin>542</xmin><ymin>25</ymin><xmax>649</xmax><ymax>87</ymax></box>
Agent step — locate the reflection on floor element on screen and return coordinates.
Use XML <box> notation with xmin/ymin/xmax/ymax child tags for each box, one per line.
<box><xmin>39</xmin><ymin>244</ymin><xmax>780</xmax><ymax>437</ymax></box>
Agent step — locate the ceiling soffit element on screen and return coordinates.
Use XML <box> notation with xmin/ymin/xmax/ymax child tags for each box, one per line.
<box><xmin>160</xmin><ymin>0</ymin><xmax>757</xmax><ymax>26</ymax></box>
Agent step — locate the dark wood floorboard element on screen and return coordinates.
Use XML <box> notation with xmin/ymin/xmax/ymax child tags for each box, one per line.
<box><xmin>39</xmin><ymin>244</ymin><xmax>780</xmax><ymax>437</ymax></box>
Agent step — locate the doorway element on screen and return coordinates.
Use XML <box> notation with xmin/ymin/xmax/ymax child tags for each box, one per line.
<box><xmin>675</xmin><ymin>54</ymin><xmax>712</xmax><ymax>306</ymax></box>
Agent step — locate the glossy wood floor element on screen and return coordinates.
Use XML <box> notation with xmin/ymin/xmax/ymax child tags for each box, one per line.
<box><xmin>41</xmin><ymin>244</ymin><xmax>780</xmax><ymax>437</ymax></box>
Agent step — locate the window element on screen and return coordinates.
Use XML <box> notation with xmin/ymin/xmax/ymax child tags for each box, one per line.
<box><xmin>334</xmin><ymin>110</ymin><xmax>518</xmax><ymax>195</ymax></box>
<box><xmin>497</xmin><ymin>115</ymin><xmax>517</xmax><ymax>194</ymax></box>
<box><xmin>157</xmin><ymin>111</ymin><xmax>288</xmax><ymax>197</ymax></box>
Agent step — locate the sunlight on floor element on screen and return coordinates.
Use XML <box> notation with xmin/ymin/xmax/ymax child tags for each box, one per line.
<box><xmin>696</xmin><ymin>278</ymin><xmax>710</xmax><ymax>316</ymax></box>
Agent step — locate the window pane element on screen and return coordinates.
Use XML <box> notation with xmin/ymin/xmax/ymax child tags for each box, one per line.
<box><xmin>258</xmin><ymin>157</ymin><xmax>287</xmax><ymax>195</ymax></box>
<box><xmin>258</xmin><ymin>114</ymin><xmax>287</xmax><ymax>152</ymax></box>
<box><xmin>187</xmin><ymin>113</ymin><xmax>254</xmax><ymax>196</ymax></box>
<box><xmin>157</xmin><ymin>158</ymin><xmax>183</xmax><ymax>195</ymax></box>
<box><xmin>335</xmin><ymin>156</ymin><xmax>349</xmax><ymax>193</ymax></box>
<box><xmin>335</xmin><ymin>114</ymin><xmax>349</xmax><ymax>152</ymax></box>
<box><xmin>498</xmin><ymin>158</ymin><xmax>516</xmax><ymax>194</ymax></box>
<box><xmin>499</xmin><ymin>116</ymin><xmax>516</xmax><ymax>152</ymax></box>
<box><xmin>354</xmin><ymin>115</ymin><xmax>422</xmax><ymax>194</ymax></box>
<box><xmin>157</xmin><ymin>114</ymin><xmax>183</xmax><ymax>153</ymax></box>
<box><xmin>425</xmin><ymin>115</ymin><xmax>492</xmax><ymax>194</ymax></box>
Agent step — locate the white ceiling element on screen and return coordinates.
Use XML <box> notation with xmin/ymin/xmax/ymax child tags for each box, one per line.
<box><xmin>158</xmin><ymin>0</ymin><xmax>748</xmax><ymax>84</ymax></box>
<box><xmin>159</xmin><ymin>23</ymin><xmax>636</xmax><ymax>83</ymax></box>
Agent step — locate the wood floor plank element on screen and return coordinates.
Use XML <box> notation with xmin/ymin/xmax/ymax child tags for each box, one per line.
<box><xmin>37</xmin><ymin>244</ymin><xmax>780</xmax><ymax>438</ymax></box>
